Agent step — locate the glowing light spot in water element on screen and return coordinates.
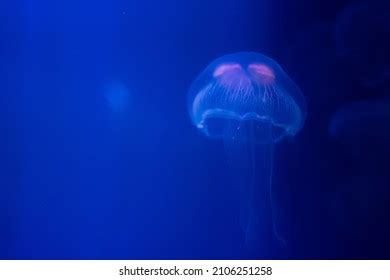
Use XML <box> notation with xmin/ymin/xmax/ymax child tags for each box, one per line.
<box><xmin>104</xmin><ymin>81</ymin><xmax>130</xmax><ymax>114</ymax></box>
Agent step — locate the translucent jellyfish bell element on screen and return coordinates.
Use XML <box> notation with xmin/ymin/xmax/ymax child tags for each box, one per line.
<box><xmin>188</xmin><ymin>52</ymin><xmax>306</xmax><ymax>143</ymax></box>
<box><xmin>188</xmin><ymin>52</ymin><xmax>306</xmax><ymax>256</ymax></box>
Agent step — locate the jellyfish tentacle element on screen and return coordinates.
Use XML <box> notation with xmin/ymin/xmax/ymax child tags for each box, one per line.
<box><xmin>223</xmin><ymin>121</ymin><xmax>284</xmax><ymax>255</ymax></box>
<box><xmin>267</xmin><ymin>142</ymin><xmax>287</xmax><ymax>248</ymax></box>
<box><xmin>245</xmin><ymin>122</ymin><xmax>280</xmax><ymax>252</ymax></box>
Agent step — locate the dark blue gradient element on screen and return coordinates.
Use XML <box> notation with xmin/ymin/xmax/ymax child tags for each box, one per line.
<box><xmin>0</xmin><ymin>0</ymin><xmax>389</xmax><ymax>259</ymax></box>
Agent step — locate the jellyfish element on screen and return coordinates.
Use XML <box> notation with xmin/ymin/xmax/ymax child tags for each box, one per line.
<box><xmin>187</xmin><ymin>52</ymin><xmax>306</xmax><ymax>252</ymax></box>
